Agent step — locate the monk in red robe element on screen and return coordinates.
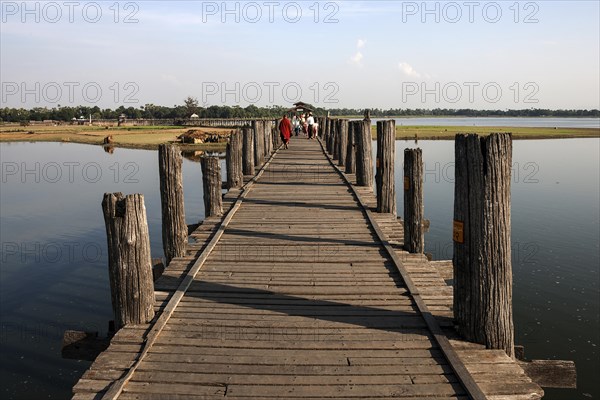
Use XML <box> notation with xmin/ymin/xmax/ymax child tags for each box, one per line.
<box><xmin>279</xmin><ymin>115</ymin><xmax>292</xmax><ymax>149</ymax></box>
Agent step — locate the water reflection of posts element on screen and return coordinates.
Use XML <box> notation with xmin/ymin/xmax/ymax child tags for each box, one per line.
<box><xmin>403</xmin><ymin>148</ymin><xmax>424</xmax><ymax>253</ymax></box>
<box><xmin>355</xmin><ymin>120</ymin><xmax>374</xmax><ymax>187</ymax></box>
<box><xmin>376</xmin><ymin>120</ymin><xmax>396</xmax><ymax>216</ymax></box>
<box><xmin>158</xmin><ymin>144</ymin><xmax>187</xmax><ymax>266</ymax></box>
<box><xmin>453</xmin><ymin>133</ymin><xmax>514</xmax><ymax>358</ymax></box>
<box><xmin>226</xmin><ymin>130</ymin><xmax>243</xmax><ymax>189</ymax></box>
<box><xmin>101</xmin><ymin>193</ymin><xmax>155</xmax><ymax>331</ymax></box>
<box><xmin>201</xmin><ymin>156</ymin><xmax>223</xmax><ymax>217</ymax></box>
<box><xmin>103</xmin><ymin>145</ymin><xmax>115</xmax><ymax>154</ymax></box>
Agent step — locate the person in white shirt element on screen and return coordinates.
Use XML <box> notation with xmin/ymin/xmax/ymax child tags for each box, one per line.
<box><xmin>306</xmin><ymin>113</ymin><xmax>315</xmax><ymax>139</ymax></box>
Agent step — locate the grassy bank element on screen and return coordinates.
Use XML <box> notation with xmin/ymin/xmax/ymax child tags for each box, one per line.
<box><xmin>0</xmin><ymin>124</ymin><xmax>229</xmax><ymax>151</ymax></box>
<box><xmin>1</xmin><ymin>124</ymin><xmax>597</xmax><ymax>150</ymax></box>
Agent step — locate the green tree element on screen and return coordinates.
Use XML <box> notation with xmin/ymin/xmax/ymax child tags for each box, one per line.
<box><xmin>184</xmin><ymin>96</ymin><xmax>199</xmax><ymax>117</ymax></box>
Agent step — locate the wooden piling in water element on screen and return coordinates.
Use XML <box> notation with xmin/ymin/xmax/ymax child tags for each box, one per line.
<box><xmin>271</xmin><ymin>122</ymin><xmax>279</xmax><ymax>150</ymax></box>
<box><xmin>101</xmin><ymin>193</ymin><xmax>155</xmax><ymax>331</ymax></box>
<box><xmin>403</xmin><ymin>148</ymin><xmax>424</xmax><ymax>253</ymax></box>
<box><xmin>332</xmin><ymin>120</ymin><xmax>340</xmax><ymax>161</ymax></box>
<box><xmin>355</xmin><ymin>120</ymin><xmax>374</xmax><ymax>187</ymax></box>
<box><xmin>376</xmin><ymin>120</ymin><xmax>396</xmax><ymax>215</ymax></box>
<box><xmin>242</xmin><ymin>127</ymin><xmax>255</xmax><ymax>176</ymax></box>
<box><xmin>318</xmin><ymin>117</ymin><xmax>325</xmax><ymax>139</ymax></box>
<box><xmin>253</xmin><ymin>120</ymin><xmax>265</xmax><ymax>167</ymax></box>
<box><xmin>453</xmin><ymin>133</ymin><xmax>514</xmax><ymax>358</ymax></box>
<box><xmin>328</xmin><ymin>119</ymin><xmax>336</xmax><ymax>155</ymax></box>
<box><xmin>226</xmin><ymin>130</ymin><xmax>243</xmax><ymax>189</ymax></box>
<box><xmin>201</xmin><ymin>156</ymin><xmax>223</xmax><ymax>217</ymax></box>
<box><xmin>158</xmin><ymin>144</ymin><xmax>187</xmax><ymax>266</ymax></box>
<box><xmin>338</xmin><ymin>119</ymin><xmax>348</xmax><ymax>167</ymax></box>
<box><xmin>345</xmin><ymin>121</ymin><xmax>356</xmax><ymax>174</ymax></box>
<box><xmin>263</xmin><ymin>120</ymin><xmax>272</xmax><ymax>156</ymax></box>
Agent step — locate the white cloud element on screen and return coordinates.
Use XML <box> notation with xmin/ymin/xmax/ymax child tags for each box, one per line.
<box><xmin>350</xmin><ymin>39</ymin><xmax>366</xmax><ymax>67</ymax></box>
<box><xmin>350</xmin><ymin>52</ymin><xmax>364</xmax><ymax>66</ymax></box>
<box><xmin>160</xmin><ymin>74</ymin><xmax>181</xmax><ymax>86</ymax></box>
<box><xmin>398</xmin><ymin>62</ymin><xmax>421</xmax><ymax>78</ymax></box>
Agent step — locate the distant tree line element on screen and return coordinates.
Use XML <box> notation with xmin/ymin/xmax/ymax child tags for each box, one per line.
<box><xmin>1</xmin><ymin>100</ymin><xmax>598</xmax><ymax>123</ymax></box>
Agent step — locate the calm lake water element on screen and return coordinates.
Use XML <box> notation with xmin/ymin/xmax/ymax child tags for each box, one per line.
<box><xmin>370</xmin><ymin>117</ymin><xmax>600</xmax><ymax>128</ymax></box>
<box><xmin>0</xmin><ymin>136</ymin><xmax>598</xmax><ymax>399</ymax></box>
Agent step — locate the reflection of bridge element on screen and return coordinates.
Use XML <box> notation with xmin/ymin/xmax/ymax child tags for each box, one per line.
<box><xmin>72</xmin><ymin>120</ymin><xmax>571</xmax><ymax>399</ymax></box>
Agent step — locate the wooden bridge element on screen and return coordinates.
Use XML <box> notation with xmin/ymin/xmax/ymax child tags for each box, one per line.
<box><xmin>72</xmin><ymin>133</ymin><xmax>547</xmax><ymax>399</ymax></box>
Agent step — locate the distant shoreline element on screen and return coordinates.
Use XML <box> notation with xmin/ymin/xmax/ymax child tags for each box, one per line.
<box><xmin>380</xmin><ymin>125</ymin><xmax>600</xmax><ymax>141</ymax></box>
<box><xmin>340</xmin><ymin>115</ymin><xmax>600</xmax><ymax>119</ymax></box>
<box><xmin>1</xmin><ymin>124</ymin><xmax>598</xmax><ymax>150</ymax></box>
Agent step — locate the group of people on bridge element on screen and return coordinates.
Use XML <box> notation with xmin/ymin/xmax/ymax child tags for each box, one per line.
<box><xmin>278</xmin><ymin>112</ymin><xmax>319</xmax><ymax>149</ymax></box>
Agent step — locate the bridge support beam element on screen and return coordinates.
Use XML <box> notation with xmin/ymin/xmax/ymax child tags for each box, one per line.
<box><xmin>272</xmin><ymin>121</ymin><xmax>280</xmax><ymax>150</ymax></box>
<box><xmin>403</xmin><ymin>148</ymin><xmax>424</xmax><ymax>252</ymax></box>
<box><xmin>337</xmin><ymin>119</ymin><xmax>348</xmax><ymax>167</ymax></box>
<box><xmin>332</xmin><ymin>120</ymin><xmax>340</xmax><ymax>161</ymax></box>
<box><xmin>453</xmin><ymin>133</ymin><xmax>514</xmax><ymax>358</ymax></box>
<box><xmin>355</xmin><ymin>119</ymin><xmax>374</xmax><ymax>187</ymax></box>
<box><xmin>226</xmin><ymin>129</ymin><xmax>243</xmax><ymax>189</ymax></box>
<box><xmin>242</xmin><ymin>127</ymin><xmax>255</xmax><ymax>176</ymax></box>
<box><xmin>101</xmin><ymin>193</ymin><xmax>155</xmax><ymax>331</ymax></box>
<box><xmin>158</xmin><ymin>144</ymin><xmax>187</xmax><ymax>266</ymax></box>
<box><xmin>376</xmin><ymin>120</ymin><xmax>396</xmax><ymax>216</ymax></box>
<box><xmin>345</xmin><ymin>121</ymin><xmax>356</xmax><ymax>174</ymax></box>
<box><xmin>202</xmin><ymin>156</ymin><xmax>223</xmax><ymax>217</ymax></box>
<box><xmin>262</xmin><ymin>120</ymin><xmax>271</xmax><ymax>156</ymax></box>
<box><xmin>253</xmin><ymin>120</ymin><xmax>265</xmax><ymax>167</ymax></box>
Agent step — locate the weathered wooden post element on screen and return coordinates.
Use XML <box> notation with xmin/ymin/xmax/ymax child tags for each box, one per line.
<box><xmin>276</xmin><ymin>119</ymin><xmax>282</xmax><ymax>145</ymax></box>
<box><xmin>338</xmin><ymin>119</ymin><xmax>348</xmax><ymax>167</ymax></box>
<box><xmin>270</xmin><ymin>123</ymin><xmax>276</xmax><ymax>150</ymax></box>
<box><xmin>263</xmin><ymin>120</ymin><xmax>272</xmax><ymax>156</ymax></box>
<box><xmin>201</xmin><ymin>156</ymin><xmax>223</xmax><ymax>217</ymax></box>
<box><xmin>158</xmin><ymin>144</ymin><xmax>187</xmax><ymax>266</ymax></box>
<box><xmin>226</xmin><ymin>129</ymin><xmax>243</xmax><ymax>189</ymax></box>
<box><xmin>345</xmin><ymin>121</ymin><xmax>356</xmax><ymax>174</ymax></box>
<box><xmin>242</xmin><ymin>127</ymin><xmax>255</xmax><ymax>176</ymax></box>
<box><xmin>102</xmin><ymin>193</ymin><xmax>155</xmax><ymax>331</ymax></box>
<box><xmin>403</xmin><ymin>148</ymin><xmax>424</xmax><ymax>252</ymax></box>
<box><xmin>376</xmin><ymin>120</ymin><xmax>396</xmax><ymax>215</ymax></box>
<box><xmin>316</xmin><ymin>117</ymin><xmax>322</xmax><ymax>139</ymax></box>
<box><xmin>453</xmin><ymin>133</ymin><xmax>514</xmax><ymax>358</ymax></box>
<box><xmin>328</xmin><ymin>119</ymin><xmax>336</xmax><ymax>155</ymax></box>
<box><xmin>252</xmin><ymin>120</ymin><xmax>264</xmax><ymax>167</ymax></box>
<box><xmin>320</xmin><ymin>117</ymin><xmax>326</xmax><ymax>139</ymax></box>
<box><xmin>355</xmin><ymin>120</ymin><xmax>374</xmax><ymax>187</ymax></box>
<box><xmin>332</xmin><ymin>120</ymin><xmax>340</xmax><ymax>161</ymax></box>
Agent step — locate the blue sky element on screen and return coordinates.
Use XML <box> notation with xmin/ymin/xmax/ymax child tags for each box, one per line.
<box><xmin>1</xmin><ymin>0</ymin><xmax>599</xmax><ymax>109</ymax></box>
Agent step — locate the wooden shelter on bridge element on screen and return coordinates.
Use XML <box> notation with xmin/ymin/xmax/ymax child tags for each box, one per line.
<box><xmin>288</xmin><ymin>101</ymin><xmax>315</xmax><ymax>115</ymax></box>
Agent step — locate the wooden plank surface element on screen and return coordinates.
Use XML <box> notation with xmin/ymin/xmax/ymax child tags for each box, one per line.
<box><xmin>73</xmin><ymin>136</ymin><xmax>542</xmax><ymax>400</ymax></box>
